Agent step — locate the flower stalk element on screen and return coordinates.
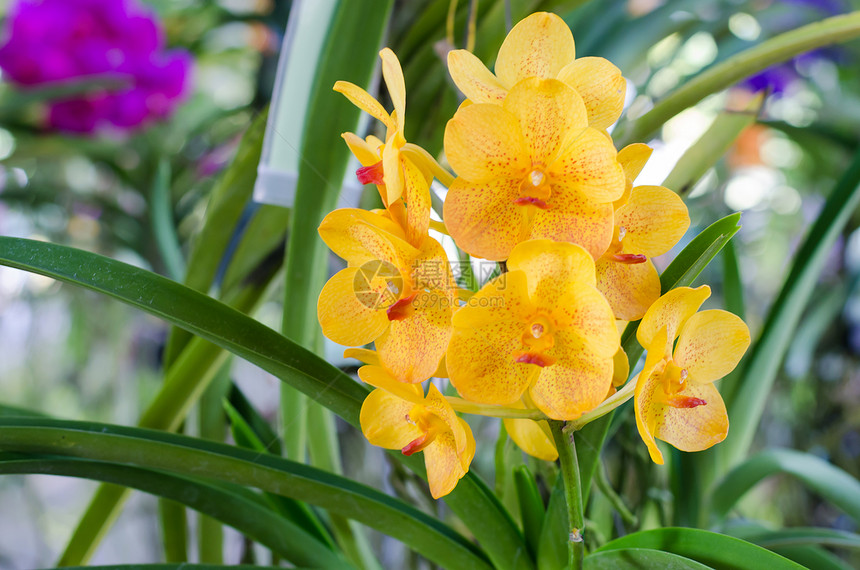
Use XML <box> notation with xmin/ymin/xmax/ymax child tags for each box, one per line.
<box><xmin>550</xmin><ymin>420</ymin><xmax>585</xmax><ymax>570</ymax></box>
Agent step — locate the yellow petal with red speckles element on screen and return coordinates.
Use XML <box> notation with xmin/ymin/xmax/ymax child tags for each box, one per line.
<box><xmin>530</xmin><ymin>332</ymin><xmax>614</xmax><ymax>420</ymax></box>
<box><xmin>318</xmin><ymin>267</ymin><xmax>391</xmax><ymax>346</ymax></box>
<box><xmin>403</xmin><ymin>156</ymin><xmax>431</xmax><ymax>246</ymax></box>
<box><xmin>358</xmin><ymin>365</ymin><xmax>424</xmax><ymax>403</ymax></box>
<box><xmin>637</xmin><ymin>286</ymin><xmax>710</xmax><ymax>350</ymax></box>
<box><xmin>504</xmin><ymin>417</ymin><xmax>558</xmax><ymax>461</ymax></box>
<box><xmin>674</xmin><ymin>310</ymin><xmax>750</xmax><ymax>385</ymax></box>
<box><xmin>424</xmin><ymin>383</ymin><xmax>469</xmax><ymax>455</ymax></box>
<box><xmin>508</xmin><ymin>239</ymin><xmax>595</xmax><ymax>308</ymax></box>
<box><xmin>553</xmin><ymin>286</ymin><xmax>619</xmax><ymax>359</ymax></box>
<box><xmin>443</xmin><ymin>177</ymin><xmax>531</xmax><ymax>261</ymax></box>
<box><xmin>529</xmin><ymin>199</ymin><xmax>615</xmax><ymax>260</ymax></box>
<box><xmin>634</xmin><ymin>327</ymin><xmax>669</xmax><ymax>464</ymax></box>
<box><xmin>451</xmin><ymin>270</ymin><xmax>533</xmax><ymax>329</ymax></box>
<box><xmin>360</xmin><ymin>388</ymin><xmax>423</xmax><ymax>449</ymax></box>
<box><xmin>334</xmin><ymin>81</ymin><xmax>394</xmax><ymax>132</ymax></box>
<box><xmin>380</xmin><ymin>48</ymin><xmax>406</xmax><ymax>135</ymax></box>
<box><xmin>495</xmin><ymin>12</ymin><xmax>575</xmax><ymax>88</ymax></box>
<box><xmin>448</xmin><ymin>49</ymin><xmax>507</xmax><ymax>104</ymax></box>
<box><xmin>617</xmin><ymin>186</ymin><xmax>690</xmax><ymax>257</ymax></box>
<box><xmin>342</xmin><ymin>132</ymin><xmax>381</xmax><ymax>166</ymax></box>
<box><xmin>617</xmin><ymin>143</ymin><xmax>653</xmax><ymax>183</ymax></box>
<box><xmin>444</xmin><ymin>103</ymin><xmax>528</xmax><ymax>184</ymax></box>
<box><xmin>547</xmin><ymin>127</ymin><xmax>625</xmax><ymax>204</ymax></box>
<box><xmin>319</xmin><ymin>208</ymin><xmax>415</xmax><ymax>268</ymax></box>
<box><xmin>557</xmin><ymin>57</ymin><xmax>625</xmax><ymax>130</ymax></box>
<box><xmin>596</xmin><ymin>257</ymin><xmax>661</xmax><ymax>322</ymax></box>
<box><xmin>503</xmin><ymin>78</ymin><xmax>587</xmax><ymax>166</ymax></box>
<box><xmin>424</xmin><ymin>419</ymin><xmax>475</xmax><ymax>499</ymax></box>
<box><xmin>652</xmin><ymin>383</ymin><xmax>728</xmax><ymax>455</ymax></box>
<box><xmin>376</xmin><ymin>290</ymin><xmax>453</xmax><ymax>384</ymax></box>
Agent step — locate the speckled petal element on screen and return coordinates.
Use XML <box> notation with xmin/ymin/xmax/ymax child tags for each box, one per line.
<box><xmin>495</xmin><ymin>12</ymin><xmax>575</xmax><ymax>88</ymax></box>
<box><xmin>318</xmin><ymin>267</ymin><xmax>391</xmax><ymax>346</ymax></box>
<box><xmin>596</xmin><ymin>257</ymin><xmax>661</xmax><ymax>322</ymax></box>
<box><xmin>617</xmin><ymin>186</ymin><xmax>690</xmax><ymax>257</ymax></box>
<box><xmin>637</xmin><ymin>286</ymin><xmax>711</xmax><ymax>350</ymax></box>
<box><xmin>528</xmin><ymin>199</ymin><xmax>615</xmax><ymax>260</ymax></box>
<box><xmin>448</xmin><ymin>49</ymin><xmax>508</xmax><ymax>103</ymax></box>
<box><xmin>382</xmin><ymin>137</ymin><xmax>404</xmax><ymax>203</ymax></box>
<box><xmin>530</xmin><ymin>332</ymin><xmax>614</xmax><ymax>420</ymax></box>
<box><xmin>553</xmin><ymin>286</ymin><xmax>619</xmax><ymax>359</ymax></box>
<box><xmin>376</xmin><ymin>291</ymin><xmax>453</xmax><ymax>384</ymax></box>
<box><xmin>424</xmin><ymin>383</ymin><xmax>468</xmax><ymax>455</ymax></box>
<box><xmin>503</xmin><ymin>78</ymin><xmax>587</xmax><ymax>166</ymax></box>
<box><xmin>318</xmin><ymin>208</ymin><xmax>413</xmax><ymax>267</ymax></box>
<box><xmin>403</xmin><ymin>156</ymin><xmax>431</xmax><ymax>246</ymax></box>
<box><xmin>674</xmin><ymin>310</ymin><xmax>750</xmax><ymax>384</ymax></box>
<box><xmin>504</xmin><ymin>417</ymin><xmax>558</xmax><ymax>461</ymax></box>
<box><xmin>443</xmin><ymin>176</ymin><xmax>531</xmax><ymax>261</ymax></box>
<box><xmin>343</xmin><ymin>347</ymin><xmax>380</xmax><ymax>366</ymax></box>
<box><xmin>653</xmin><ymin>383</ymin><xmax>729</xmax><ymax>455</ymax></box>
<box><xmin>334</xmin><ymin>80</ymin><xmax>394</xmax><ymax>131</ymax></box>
<box><xmin>424</xmin><ymin>419</ymin><xmax>475</xmax><ymax>498</ymax></box>
<box><xmin>360</xmin><ymin>388</ymin><xmax>422</xmax><ymax>450</ymax></box>
<box><xmin>444</xmin><ymin>103</ymin><xmax>528</xmax><ymax>184</ymax></box>
<box><xmin>634</xmin><ymin>327</ymin><xmax>669</xmax><ymax>463</ymax></box>
<box><xmin>547</xmin><ymin>127</ymin><xmax>625</xmax><ymax>203</ymax></box>
<box><xmin>557</xmin><ymin>57</ymin><xmax>625</xmax><ymax>130</ymax></box>
<box><xmin>508</xmin><ymin>239</ymin><xmax>595</xmax><ymax>308</ymax></box>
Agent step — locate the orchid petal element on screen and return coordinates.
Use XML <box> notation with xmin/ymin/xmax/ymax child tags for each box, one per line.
<box><xmin>528</xmin><ymin>200</ymin><xmax>615</xmax><ymax>260</ymax></box>
<box><xmin>507</xmin><ymin>239</ymin><xmax>596</xmax><ymax>307</ymax></box>
<box><xmin>596</xmin><ymin>257</ymin><xmax>661</xmax><ymax>322</ymax></box>
<box><xmin>380</xmin><ymin>48</ymin><xmax>406</xmax><ymax>135</ymax></box>
<box><xmin>318</xmin><ymin>267</ymin><xmax>391</xmax><ymax>346</ymax></box>
<box><xmin>674</xmin><ymin>310</ymin><xmax>751</xmax><ymax>384</ymax></box>
<box><xmin>444</xmin><ymin>103</ymin><xmax>528</xmax><ymax>184</ymax></box>
<box><xmin>653</xmin><ymin>383</ymin><xmax>729</xmax><ymax>454</ymax></box>
<box><xmin>448</xmin><ymin>49</ymin><xmax>507</xmax><ymax>103</ymax></box>
<box><xmin>504</xmin><ymin>417</ymin><xmax>558</xmax><ymax>461</ymax></box>
<box><xmin>617</xmin><ymin>186</ymin><xmax>690</xmax><ymax>257</ymax></box>
<box><xmin>495</xmin><ymin>12</ymin><xmax>575</xmax><ymax>87</ymax></box>
<box><xmin>360</xmin><ymin>388</ymin><xmax>422</xmax><ymax>449</ymax></box>
<box><xmin>557</xmin><ymin>56</ymin><xmax>625</xmax><ymax>130</ymax></box>
<box><xmin>637</xmin><ymin>286</ymin><xmax>710</xmax><ymax>349</ymax></box>
<box><xmin>334</xmin><ymin>80</ymin><xmax>394</xmax><ymax>131</ymax></box>
<box><xmin>548</xmin><ymin>127</ymin><xmax>625</xmax><ymax>204</ymax></box>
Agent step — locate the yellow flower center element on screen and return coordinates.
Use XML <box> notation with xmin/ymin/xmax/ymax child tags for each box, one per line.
<box><xmin>402</xmin><ymin>406</ymin><xmax>447</xmax><ymax>455</ymax></box>
<box><xmin>514</xmin><ymin>168</ymin><xmax>552</xmax><ymax>208</ymax></box>
<box><xmin>656</xmin><ymin>360</ymin><xmax>705</xmax><ymax>409</ymax></box>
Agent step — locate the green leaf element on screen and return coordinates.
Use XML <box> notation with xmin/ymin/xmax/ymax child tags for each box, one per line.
<box><xmin>596</xmin><ymin>528</ymin><xmax>805</xmax><ymax>569</ymax></box>
<box><xmin>0</xmin><ymin>418</ymin><xmax>492</xmax><ymax>570</ymax></box>
<box><xmin>616</xmin><ymin>11</ymin><xmax>860</xmax><ymax>145</ymax></box>
<box><xmin>149</xmin><ymin>159</ymin><xmax>185</xmax><ymax>282</ymax></box>
<box><xmin>514</xmin><ymin>465</ymin><xmax>545</xmax><ymax>560</ymax></box>
<box><xmin>722</xmin><ymin>239</ymin><xmax>746</xmax><ymax>320</ymax></box>
<box><xmin>0</xmin><ymin>453</ymin><xmax>347</xmax><ymax>569</ymax></box>
<box><xmin>720</xmin><ymin>147</ymin><xmax>860</xmax><ymax>466</ymax></box>
<box><xmin>0</xmin><ymin>237</ymin><xmax>531</xmax><ymax>570</ymax></box>
<box><xmin>736</xmin><ymin>526</ymin><xmax>860</xmax><ymax>550</ymax></box>
<box><xmin>165</xmin><ymin>111</ymin><xmax>267</xmax><ymax>365</ymax></box>
<box><xmin>52</xmin><ymin>565</ymin><xmax>281</xmax><ymax>570</ymax></box>
<box><xmin>537</xmin><ymin>476</ymin><xmax>568</xmax><ymax>570</ymax></box>
<box><xmin>585</xmin><ymin>549</ymin><xmax>711</xmax><ymax>569</ymax></box>
<box><xmin>220</xmin><ymin>205</ymin><xmax>289</xmax><ymax>295</ymax></box>
<box><xmin>711</xmin><ymin>448</ymin><xmax>860</xmax><ymax>523</ymax></box>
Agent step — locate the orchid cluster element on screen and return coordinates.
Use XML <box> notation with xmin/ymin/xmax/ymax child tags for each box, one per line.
<box><xmin>0</xmin><ymin>0</ymin><xmax>191</xmax><ymax>133</ymax></box>
<box><xmin>318</xmin><ymin>13</ymin><xmax>750</xmax><ymax>498</ymax></box>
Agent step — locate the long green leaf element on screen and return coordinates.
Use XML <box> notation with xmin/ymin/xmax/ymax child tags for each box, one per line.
<box><xmin>0</xmin><ymin>453</ymin><xmax>346</xmax><ymax>568</ymax></box>
<box><xmin>585</xmin><ymin>549</ymin><xmax>711</xmax><ymax>569</ymax></box>
<box><xmin>720</xmin><ymin>147</ymin><xmax>860</xmax><ymax>466</ymax></box>
<box><xmin>711</xmin><ymin>448</ymin><xmax>860</xmax><ymax>523</ymax></box>
<box><xmin>596</xmin><ymin>528</ymin><xmax>805</xmax><ymax>569</ymax></box>
<box><xmin>616</xmin><ymin>11</ymin><xmax>860</xmax><ymax>145</ymax></box>
<box><xmin>51</xmin><ymin>565</ymin><xmax>280</xmax><ymax>570</ymax></box>
<box><xmin>0</xmin><ymin>236</ymin><xmax>531</xmax><ymax>569</ymax></box>
<box><xmin>737</xmin><ymin>527</ymin><xmax>860</xmax><ymax>550</ymax></box>
<box><xmin>0</xmin><ymin>417</ymin><xmax>492</xmax><ymax>570</ymax></box>
<box><xmin>149</xmin><ymin>159</ymin><xmax>185</xmax><ymax>282</ymax></box>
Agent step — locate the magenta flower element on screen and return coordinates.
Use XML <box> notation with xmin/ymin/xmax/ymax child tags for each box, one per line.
<box><xmin>0</xmin><ymin>0</ymin><xmax>192</xmax><ymax>134</ymax></box>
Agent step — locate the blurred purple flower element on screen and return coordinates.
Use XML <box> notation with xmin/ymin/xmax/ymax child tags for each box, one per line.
<box><xmin>0</xmin><ymin>0</ymin><xmax>192</xmax><ymax>134</ymax></box>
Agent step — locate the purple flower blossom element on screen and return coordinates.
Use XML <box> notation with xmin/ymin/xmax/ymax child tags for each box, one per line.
<box><xmin>0</xmin><ymin>0</ymin><xmax>192</xmax><ymax>134</ymax></box>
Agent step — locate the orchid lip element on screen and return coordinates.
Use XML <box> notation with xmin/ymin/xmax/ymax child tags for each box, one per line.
<box><xmin>514</xmin><ymin>196</ymin><xmax>549</xmax><ymax>209</ymax></box>
<box><xmin>612</xmin><ymin>253</ymin><xmax>647</xmax><ymax>264</ymax></box>
<box><xmin>356</xmin><ymin>161</ymin><xmax>384</xmax><ymax>185</ymax></box>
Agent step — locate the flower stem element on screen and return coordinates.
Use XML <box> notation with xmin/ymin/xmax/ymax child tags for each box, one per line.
<box><xmin>568</xmin><ymin>380</ymin><xmax>636</xmax><ymax>431</ymax></box>
<box><xmin>446</xmin><ymin>396</ymin><xmax>548</xmax><ymax>420</ymax></box>
<box><xmin>550</xmin><ymin>420</ymin><xmax>585</xmax><ymax>570</ymax></box>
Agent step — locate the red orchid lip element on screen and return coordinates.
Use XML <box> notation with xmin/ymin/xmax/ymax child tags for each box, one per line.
<box><xmin>612</xmin><ymin>253</ymin><xmax>647</xmax><ymax>264</ymax></box>
<box><xmin>515</xmin><ymin>352</ymin><xmax>557</xmax><ymax>367</ymax></box>
<box><xmin>356</xmin><ymin>161</ymin><xmax>385</xmax><ymax>185</ymax></box>
<box><xmin>513</xmin><ymin>196</ymin><xmax>549</xmax><ymax>209</ymax></box>
<box><xmin>666</xmin><ymin>395</ymin><xmax>707</xmax><ymax>409</ymax></box>
<box><xmin>386</xmin><ymin>293</ymin><xmax>418</xmax><ymax>321</ymax></box>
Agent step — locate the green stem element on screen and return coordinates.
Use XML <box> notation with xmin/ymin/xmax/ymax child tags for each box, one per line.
<box><xmin>567</xmin><ymin>381</ymin><xmax>635</xmax><ymax>431</ymax></box>
<box><xmin>550</xmin><ymin>420</ymin><xmax>585</xmax><ymax>570</ymax></box>
<box><xmin>616</xmin><ymin>10</ymin><xmax>860</xmax><ymax>145</ymax></box>
<box><xmin>594</xmin><ymin>461</ymin><xmax>638</xmax><ymax>528</ymax></box>
<box><xmin>446</xmin><ymin>397</ymin><xmax>548</xmax><ymax>420</ymax></box>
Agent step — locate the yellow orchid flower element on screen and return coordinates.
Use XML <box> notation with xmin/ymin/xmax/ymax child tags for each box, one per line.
<box><xmin>335</xmin><ymin>48</ymin><xmax>431</xmax><ymax>246</ymax></box>
<box><xmin>358</xmin><ymin>365</ymin><xmax>475</xmax><ymax>499</ymax></box>
<box><xmin>503</xmin><ymin>395</ymin><xmax>558</xmax><ymax>461</ymax></box>
<box><xmin>443</xmin><ymin>77</ymin><xmax>625</xmax><ymax>261</ymax></box>
<box><xmin>596</xmin><ymin>144</ymin><xmax>690</xmax><ymax>321</ymax></box>
<box><xmin>447</xmin><ymin>239</ymin><xmax>619</xmax><ymax>420</ymax></box>
<box><xmin>447</xmin><ymin>12</ymin><xmax>626</xmax><ymax>130</ymax></box>
<box><xmin>317</xmin><ymin>208</ymin><xmax>455</xmax><ymax>383</ymax></box>
<box><xmin>634</xmin><ymin>286</ymin><xmax>751</xmax><ymax>464</ymax></box>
